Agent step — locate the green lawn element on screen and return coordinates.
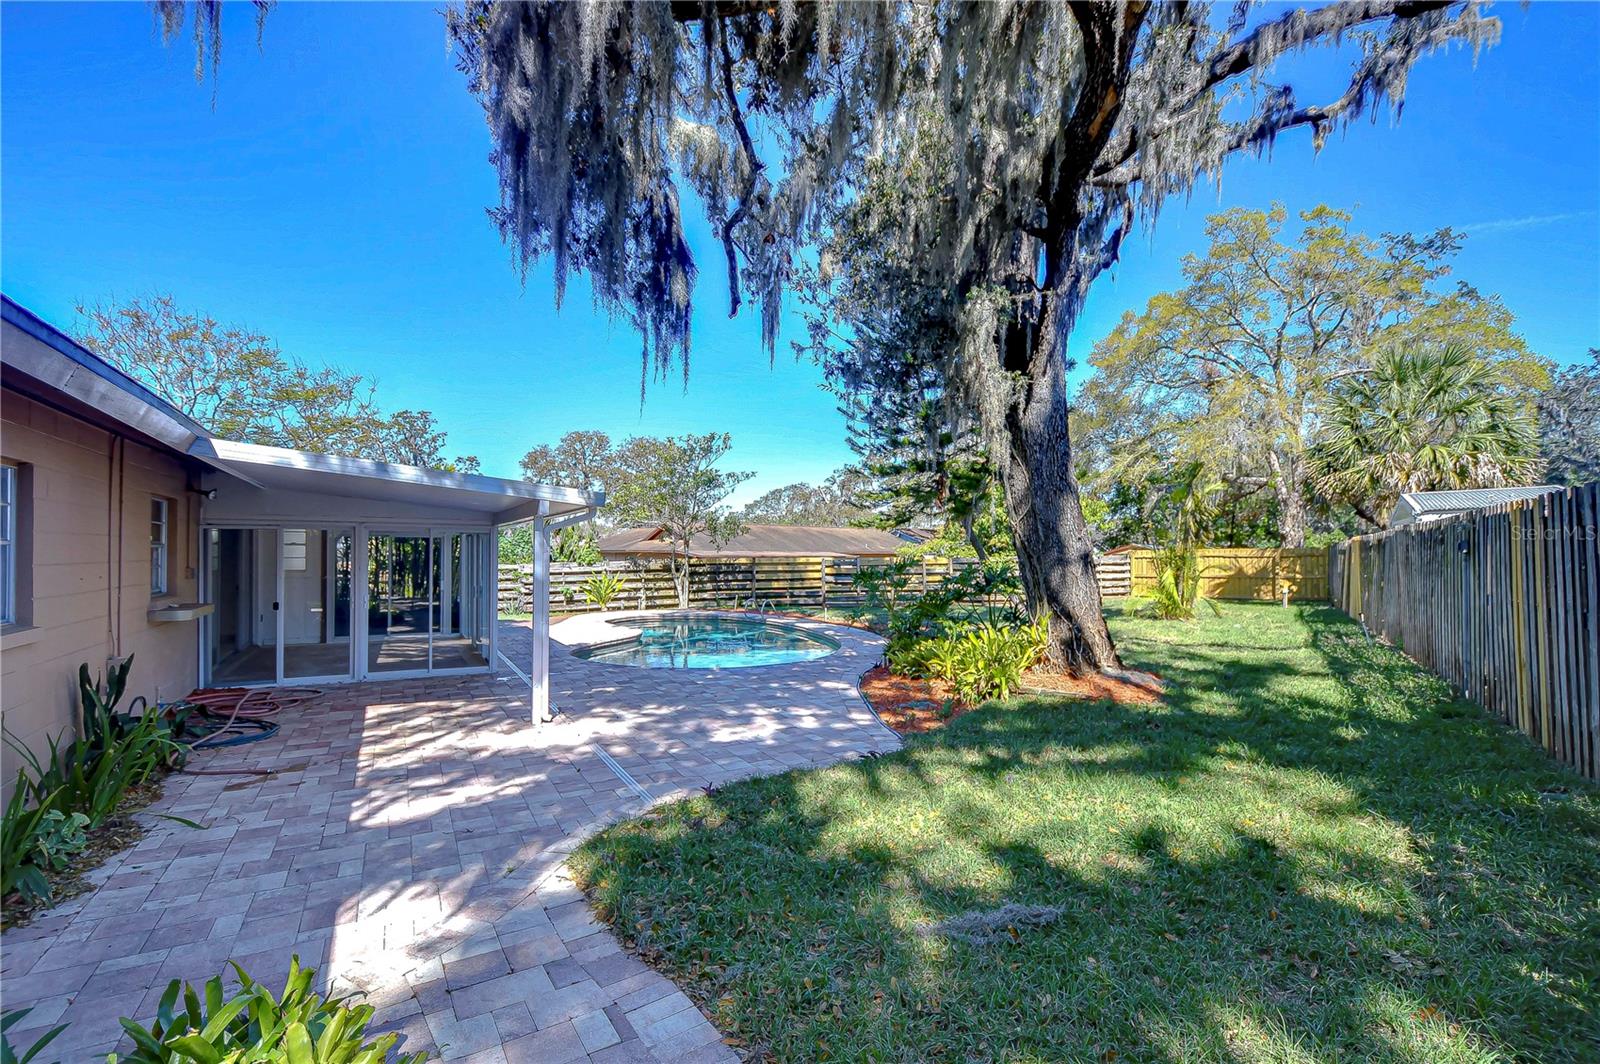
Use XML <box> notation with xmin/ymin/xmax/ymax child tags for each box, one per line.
<box><xmin>572</xmin><ymin>602</ymin><xmax>1599</xmax><ymax>1063</ymax></box>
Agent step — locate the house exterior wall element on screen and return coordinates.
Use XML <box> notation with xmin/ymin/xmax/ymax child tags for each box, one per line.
<box><xmin>1</xmin><ymin>388</ymin><xmax>201</xmax><ymax>780</ymax></box>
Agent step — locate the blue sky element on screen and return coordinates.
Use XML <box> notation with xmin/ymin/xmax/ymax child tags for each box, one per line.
<box><xmin>3</xmin><ymin>2</ymin><xmax>1596</xmax><ymax>505</ymax></box>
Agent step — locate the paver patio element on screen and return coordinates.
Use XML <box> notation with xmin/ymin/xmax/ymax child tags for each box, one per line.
<box><xmin>0</xmin><ymin>615</ymin><xmax>898</xmax><ymax>1064</ymax></box>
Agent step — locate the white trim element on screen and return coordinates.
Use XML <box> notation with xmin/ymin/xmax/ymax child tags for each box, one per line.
<box><xmin>150</xmin><ymin>497</ymin><xmax>170</xmax><ymax>596</ymax></box>
<box><xmin>531</xmin><ymin>503</ymin><xmax>552</xmax><ymax>723</ymax></box>
<box><xmin>0</xmin><ymin>464</ymin><xmax>15</xmax><ymax>626</ymax></box>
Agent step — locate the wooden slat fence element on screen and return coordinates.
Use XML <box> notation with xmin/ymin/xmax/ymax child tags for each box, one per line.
<box><xmin>1125</xmin><ymin>547</ymin><xmax>1329</xmax><ymax>601</ymax></box>
<box><xmin>499</xmin><ymin>552</ymin><xmax>1136</xmax><ymax>615</ymax></box>
<box><xmin>1328</xmin><ymin>482</ymin><xmax>1599</xmax><ymax>781</ymax></box>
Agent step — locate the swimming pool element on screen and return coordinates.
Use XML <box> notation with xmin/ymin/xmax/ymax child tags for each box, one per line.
<box><xmin>571</xmin><ymin>614</ymin><xmax>839</xmax><ymax>669</ymax></box>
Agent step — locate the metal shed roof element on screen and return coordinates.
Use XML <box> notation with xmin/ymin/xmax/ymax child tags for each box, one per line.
<box><xmin>1397</xmin><ymin>486</ymin><xmax>1562</xmax><ymax>515</ymax></box>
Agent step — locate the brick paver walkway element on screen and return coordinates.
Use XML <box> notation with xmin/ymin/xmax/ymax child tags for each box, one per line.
<box><xmin>0</xmin><ymin>615</ymin><xmax>897</xmax><ymax>1063</ymax></box>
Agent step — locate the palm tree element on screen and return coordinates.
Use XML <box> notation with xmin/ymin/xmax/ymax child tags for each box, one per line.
<box><xmin>1310</xmin><ymin>344</ymin><xmax>1542</xmax><ymax>528</ymax></box>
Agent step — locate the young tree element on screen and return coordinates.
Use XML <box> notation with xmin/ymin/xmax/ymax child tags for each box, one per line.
<box><xmin>1309</xmin><ymin>344</ymin><xmax>1543</xmax><ymax>526</ymax></box>
<box><xmin>1081</xmin><ymin>206</ymin><xmax>1542</xmax><ymax>546</ymax></box>
<box><xmin>1538</xmin><ymin>349</ymin><xmax>1600</xmax><ymax>486</ymax></box>
<box><xmin>608</xmin><ymin>433</ymin><xmax>753</xmax><ymax>607</ymax></box>
<box><xmin>159</xmin><ymin>1</ymin><xmax>1503</xmax><ymax>672</ymax></box>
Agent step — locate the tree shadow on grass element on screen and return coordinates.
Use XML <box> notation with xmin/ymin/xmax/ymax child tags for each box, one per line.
<box><xmin>576</xmin><ymin>603</ymin><xmax>1600</xmax><ymax>1063</ymax></box>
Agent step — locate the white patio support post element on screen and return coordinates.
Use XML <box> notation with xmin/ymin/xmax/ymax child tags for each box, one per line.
<box><xmin>531</xmin><ymin>502</ymin><xmax>553</xmax><ymax>724</ymax></box>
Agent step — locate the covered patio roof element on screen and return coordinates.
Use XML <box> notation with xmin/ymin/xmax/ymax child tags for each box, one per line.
<box><xmin>195</xmin><ymin>438</ymin><xmax>603</xmax><ymax>527</ymax></box>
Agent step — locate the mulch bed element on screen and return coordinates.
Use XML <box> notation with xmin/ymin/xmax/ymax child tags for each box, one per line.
<box><xmin>861</xmin><ymin>663</ymin><xmax>1163</xmax><ymax>736</ymax></box>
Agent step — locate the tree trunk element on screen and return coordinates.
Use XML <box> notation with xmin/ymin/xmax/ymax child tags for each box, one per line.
<box><xmin>672</xmin><ymin>544</ymin><xmax>690</xmax><ymax>608</ymax></box>
<box><xmin>1266</xmin><ymin>451</ymin><xmax>1307</xmax><ymax>547</ymax></box>
<box><xmin>961</xmin><ymin>508</ymin><xmax>989</xmax><ymax>563</ymax></box>
<box><xmin>972</xmin><ymin>315</ymin><xmax>1120</xmax><ymax>674</ymax></box>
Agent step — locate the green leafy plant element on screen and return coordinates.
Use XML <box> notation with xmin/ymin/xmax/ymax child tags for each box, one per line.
<box><xmin>1141</xmin><ymin>545</ymin><xmax>1220</xmax><ymax>621</ymax></box>
<box><xmin>580</xmin><ymin>571</ymin><xmax>627</xmax><ymax>610</ymax></box>
<box><xmin>114</xmin><ymin>956</ymin><xmax>428</xmax><ymax>1064</ymax></box>
<box><xmin>31</xmin><ymin>810</ymin><xmax>89</xmax><ymax>871</ymax></box>
<box><xmin>2</xmin><ymin>775</ymin><xmax>61</xmax><ymax>904</ymax></box>
<box><xmin>10</xmin><ymin>707</ymin><xmax>179</xmax><ymax>828</ymax></box>
<box><xmin>890</xmin><ymin>619</ymin><xmax>1049</xmax><ymax>704</ymax></box>
<box><xmin>2</xmin><ymin>1008</ymin><xmax>68</xmax><ymax>1064</ymax></box>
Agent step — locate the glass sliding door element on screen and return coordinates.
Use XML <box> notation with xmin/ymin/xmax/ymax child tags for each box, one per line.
<box><xmin>365</xmin><ymin>531</ymin><xmax>492</xmax><ymax>676</ymax></box>
<box><xmin>207</xmin><ymin>528</ymin><xmax>279</xmax><ymax>686</ymax></box>
<box><xmin>283</xmin><ymin>529</ymin><xmax>354</xmax><ymax>680</ymax></box>
<box><xmin>434</xmin><ymin>532</ymin><xmax>490</xmax><ymax>670</ymax></box>
<box><xmin>367</xmin><ymin>533</ymin><xmax>432</xmax><ymax>674</ymax></box>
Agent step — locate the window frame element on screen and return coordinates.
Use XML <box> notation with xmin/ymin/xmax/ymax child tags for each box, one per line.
<box><xmin>150</xmin><ymin>496</ymin><xmax>170</xmax><ymax>596</ymax></box>
<box><xmin>1</xmin><ymin>464</ymin><xmax>16</xmax><ymax>624</ymax></box>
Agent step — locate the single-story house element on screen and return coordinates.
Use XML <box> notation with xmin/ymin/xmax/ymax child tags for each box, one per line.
<box><xmin>1389</xmin><ymin>486</ymin><xmax>1562</xmax><ymax>528</ymax></box>
<box><xmin>1</xmin><ymin>295</ymin><xmax>599</xmax><ymax>775</ymax></box>
<box><xmin>596</xmin><ymin>523</ymin><xmax>910</xmax><ymax>560</ymax></box>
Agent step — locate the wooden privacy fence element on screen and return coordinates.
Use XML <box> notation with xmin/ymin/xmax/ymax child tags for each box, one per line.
<box><xmin>1328</xmin><ymin>482</ymin><xmax>1599</xmax><ymax>781</ymax></box>
<box><xmin>1125</xmin><ymin>547</ymin><xmax>1329</xmax><ymax>601</ymax></box>
<box><xmin>499</xmin><ymin>552</ymin><xmax>1136</xmax><ymax>615</ymax></box>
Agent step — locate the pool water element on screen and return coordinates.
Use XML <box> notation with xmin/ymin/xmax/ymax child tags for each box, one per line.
<box><xmin>573</xmin><ymin>615</ymin><xmax>838</xmax><ymax>669</ymax></box>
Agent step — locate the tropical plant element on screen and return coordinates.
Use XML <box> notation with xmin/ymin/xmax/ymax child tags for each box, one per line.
<box><xmin>2</xmin><ymin>774</ymin><xmax>61</xmax><ymax>904</ymax></box>
<box><xmin>114</xmin><ymin>957</ymin><xmax>428</xmax><ymax>1064</ymax></box>
<box><xmin>580</xmin><ymin>572</ymin><xmax>626</xmax><ymax>611</ymax></box>
<box><xmin>1309</xmin><ymin>344</ymin><xmax>1543</xmax><ymax>527</ymax></box>
<box><xmin>1141</xmin><ymin>545</ymin><xmax>1219</xmax><ymax>622</ymax></box>
<box><xmin>1</xmin><ymin>1008</ymin><xmax>67</xmax><ymax>1064</ymax></box>
<box><xmin>891</xmin><ymin>620</ymin><xmax>1049</xmax><ymax>704</ymax></box>
<box><xmin>11</xmin><ymin>707</ymin><xmax>179</xmax><ymax>828</ymax></box>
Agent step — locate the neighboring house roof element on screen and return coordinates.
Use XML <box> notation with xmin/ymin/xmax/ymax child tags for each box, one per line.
<box><xmin>1390</xmin><ymin>486</ymin><xmax>1561</xmax><ymax>527</ymax></box>
<box><xmin>1102</xmin><ymin>543</ymin><xmax>1157</xmax><ymax>555</ymax></box>
<box><xmin>2</xmin><ymin>294</ymin><xmax>601</xmax><ymax>524</ymax></box>
<box><xmin>597</xmin><ymin>523</ymin><xmax>909</xmax><ymax>558</ymax></box>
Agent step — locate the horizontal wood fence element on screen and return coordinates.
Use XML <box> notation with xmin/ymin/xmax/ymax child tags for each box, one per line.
<box><xmin>498</xmin><ymin>552</ymin><xmax>1136</xmax><ymax>616</ymax></box>
<box><xmin>1125</xmin><ymin>547</ymin><xmax>1329</xmax><ymax>602</ymax></box>
<box><xmin>1329</xmin><ymin>482</ymin><xmax>1599</xmax><ymax>781</ymax></box>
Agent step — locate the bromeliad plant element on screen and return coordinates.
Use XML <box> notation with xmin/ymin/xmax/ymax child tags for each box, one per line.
<box><xmin>114</xmin><ymin>957</ymin><xmax>428</xmax><ymax>1064</ymax></box>
<box><xmin>580</xmin><ymin>571</ymin><xmax>627</xmax><ymax>611</ymax></box>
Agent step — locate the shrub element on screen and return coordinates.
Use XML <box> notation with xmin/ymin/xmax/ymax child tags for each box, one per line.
<box><xmin>890</xmin><ymin>619</ymin><xmax>1049</xmax><ymax>704</ymax></box>
<box><xmin>114</xmin><ymin>957</ymin><xmax>427</xmax><ymax>1064</ymax></box>
<box><xmin>581</xmin><ymin>571</ymin><xmax>626</xmax><ymax>610</ymax></box>
<box><xmin>856</xmin><ymin>557</ymin><xmax>1022</xmax><ymax>653</ymax></box>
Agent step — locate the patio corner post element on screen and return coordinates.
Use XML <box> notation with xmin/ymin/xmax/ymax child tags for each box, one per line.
<box><xmin>532</xmin><ymin>504</ymin><xmax>553</xmax><ymax>724</ymax></box>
